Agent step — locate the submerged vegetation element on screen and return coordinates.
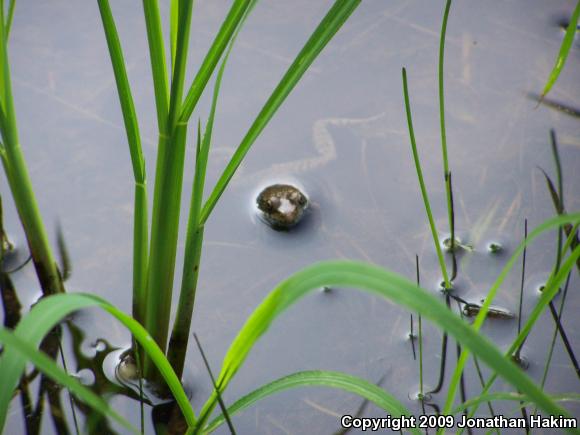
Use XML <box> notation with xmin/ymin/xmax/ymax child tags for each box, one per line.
<box><xmin>0</xmin><ymin>0</ymin><xmax>579</xmax><ymax>434</ymax></box>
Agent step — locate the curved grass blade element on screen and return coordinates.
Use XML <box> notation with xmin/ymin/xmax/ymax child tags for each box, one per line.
<box><xmin>199</xmin><ymin>0</ymin><xmax>361</xmax><ymax>224</ymax></box>
<box><xmin>402</xmin><ymin>67</ymin><xmax>450</xmax><ymax>288</ymax></box>
<box><xmin>196</xmin><ymin>244</ymin><xmax>579</xmax><ymax>431</ymax></box>
<box><xmin>540</xmin><ymin>0</ymin><xmax>580</xmax><ymax>99</ymax></box>
<box><xmin>0</xmin><ymin>293</ymin><xmax>196</xmax><ymax>432</ymax></box>
<box><xmin>0</xmin><ymin>328</ymin><xmax>138</xmax><ymax>434</ymax></box>
<box><xmin>204</xmin><ymin>371</ymin><xmax>421</xmax><ymax>435</ymax></box>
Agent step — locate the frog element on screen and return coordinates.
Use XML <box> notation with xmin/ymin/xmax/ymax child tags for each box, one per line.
<box><xmin>256</xmin><ymin>184</ymin><xmax>308</xmax><ymax>230</ymax></box>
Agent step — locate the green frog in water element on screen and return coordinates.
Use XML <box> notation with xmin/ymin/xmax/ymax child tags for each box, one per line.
<box><xmin>256</xmin><ymin>184</ymin><xmax>308</xmax><ymax>230</ymax></box>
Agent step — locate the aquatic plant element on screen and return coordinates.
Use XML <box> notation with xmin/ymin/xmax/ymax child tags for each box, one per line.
<box><xmin>96</xmin><ymin>0</ymin><xmax>361</xmax><ymax>381</ymax></box>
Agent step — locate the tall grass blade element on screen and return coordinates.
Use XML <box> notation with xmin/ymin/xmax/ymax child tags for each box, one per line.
<box><xmin>402</xmin><ymin>67</ymin><xmax>450</xmax><ymax>288</ymax></box>
<box><xmin>200</xmin><ymin>0</ymin><xmax>361</xmax><ymax>223</ymax></box>
<box><xmin>0</xmin><ymin>328</ymin><xmax>138</xmax><ymax>434</ymax></box>
<box><xmin>204</xmin><ymin>370</ymin><xmax>421</xmax><ymax>434</ymax></box>
<box><xmin>142</xmin><ymin>0</ymin><xmax>169</xmax><ymax>133</ymax></box>
<box><xmin>540</xmin><ymin>0</ymin><xmax>580</xmax><ymax>100</ymax></box>
<box><xmin>97</xmin><ymin>0</ymin><xmax>148</xmax><ymax>324</ymax></box>
<box><xmin>196</xmin><ymin>255</ymin><xmax>578</xmax><ymax>430</ymax></box>
<box><xmin>438</xmin><ymin>0</ymin><xmax>454</xmax><ymax>249</ymax></box>
<box><xmin>167</xmin><ymin>1</ymin><xmax>256</xmax><ymax>378</ymax></box>
<box><xmin>0</xmin><ymin>7</ymin><xmax>63</xmax><ymax>295</ymax></box>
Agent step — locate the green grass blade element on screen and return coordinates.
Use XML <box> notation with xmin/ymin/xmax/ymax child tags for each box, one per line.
<box><xmin>402</xmin><ymin>67</ymin><xmax>450</xmax><ymax>288</ymax></box>
<box><xmin>167</xmin><ymin>0</ymin><xmax>256</xmax><ymax>378</ymax></box>
<box><xmin>199</xmin><ymin>0</ymin><xmax>361</xmax><ymax>223</ymax></box>
<box><xmin>438</xmin><ymin>0</ymin><xmax>454</xmax><ymax>244</ymax></box>
<box><xmin>0</xmin><ymin>328</ymin><xmax>138</xmax><ymax>434</ymax></box>
<box><xmin>97</xmin><ymin>0</ymin><xmax>146</xmax><ymax>183</ymax></box>
<box><xmin>132</xmin><ymin>182</ymin><xmax>148</xmax><ymax>324</ymax></box>
<box><xmin>0</xmin><ymin>7</ymin><xmax>63</xmax><ymax>295</ymax></box>
<box><xmin>0</xmin><ymin>294</ymin><xmax>98</xmax><ymax>431</ymax></box>
<box><xmin>97</xmin><ymin>0</ymin><xmax>148</xmax><ymax>325</ymax></box>
<box><xmin>204</xmin><ymin>370</ymin><xmax>421</xmax><ymax>435</ymax></box>
<box><xmin>197</xmin><ymin>249</ymin><xmax>579</xmax><ymax>430</ymax></box>
<box><xmin>143</xmin><ymin>124</ymin><xmax>188</xmax><ymax>371</ymax></box>
<box><xmin>170</xmin><ymin>0</ymin><xmax>179</xmax><ymax>74</ymax></box>
<box><xmin>442</xmin><ymin>215</ymin><xmax>580</xmax><ymax>425</ymax></box>
<box><xmin>4</xmin><ymin>0</ymin><xmax>15</xmax><ymax>39</ymax></box>
<box><xmin>0</xmin><ymin>293</ymin><xmax>196</xmax><ymax>431</ymax></box>
<box><xmin>540</xmin><ymin>0</ymin><xmax>580</xmax><ymax>99</ymax></box>
<box><xmin>457</xmin><ymin>244</ymin><xmax>580</xmax><ymax>435</ymax></box>
<box><xmin>179</xmin><ymin>0</ymin><xmax>253</xmax><ymax>124</ymax></box>
<box><xmin>142</xmin><ymin>0</ymin><xmax>169</xmax><ymax>133</ymax></box>
<box><xmin>167</xmin><ymin>0</ymin><xmax>194</xmax><ymax>130</ymax></box>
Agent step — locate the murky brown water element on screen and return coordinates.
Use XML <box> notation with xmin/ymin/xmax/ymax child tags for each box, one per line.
<box><xmin>1</xmin><ymin>0</ymin><xmax>580</xmax><ymax>433</ymax></box>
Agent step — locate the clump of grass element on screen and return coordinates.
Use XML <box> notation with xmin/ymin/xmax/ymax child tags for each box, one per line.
<box><xmin>96</xmin><ymin>0</ymin><xmax>362</xmax><ymax>382</ymax></box>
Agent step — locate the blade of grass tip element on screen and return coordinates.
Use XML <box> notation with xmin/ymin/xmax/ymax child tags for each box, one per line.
<box><xmin>178</xmin><ymin>0</ymin><xmax>254</xmax><ymax>124</ymax></box>
<box><xmin>197</xmin><ymin>256</ymin><xmax>578</xmax><ymax>430</ymax></box>
<box><xmin>142</xmin><ymin>0</ymin><xmax>169</xmax><ymax>134</ymax></box>
<box><xmin>0</xmin><ymin>328</ymin><xmax>138</xmax><ymax>434</ymax></box>
<box><xmin>204</xmin><ymin>371</ymin><xmax>421</xmax><ymax>435</ymax></box>
<box><xmin>456</xmin><ymin>239</ymin><xmax>580</xmax><ymax>434</ymax></box>
<box><xmin>540</xmin><ymin>0</ymin><xmax>580</xmax><ymax>100</ymax></box>
<box><xmin>440</xmin><ymin>214</ymin><xmax>580</xmax><ymax>434</ymax></box>
<box><xmin>402</xmin><ymin>67</ymin><xmax>450</xmax><ymax>289</ymax></box>
<box><xmin>200</xmin><ymin>0</ymin><xmax>361</xmax><ymax>224</ymax></box>
<box><xmin>438</xmin><ymin>0</ymin><xmax>455</xmax><ymax>249</ymax></box>
<box><xmin>167</xmin><ymin>0</ymin><xmax>255</xmax><ymax>379</ymax></box>
<box><xmin>193</xmin><ymin>333</ymin><xmax>236</xmax><ymax>435</ymax></box>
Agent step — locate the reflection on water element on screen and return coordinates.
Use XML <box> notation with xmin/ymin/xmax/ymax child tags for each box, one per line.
<box><xmin>1</xmin><ymin>0</ymin><xmax>580</xmax><ymax>433</ymax></box>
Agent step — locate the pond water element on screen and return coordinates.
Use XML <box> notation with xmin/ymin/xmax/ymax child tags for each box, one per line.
<box><xmin>1</xmin><ymin>0</ymin><xmax>580</xmax><ymax>434</ymax></box>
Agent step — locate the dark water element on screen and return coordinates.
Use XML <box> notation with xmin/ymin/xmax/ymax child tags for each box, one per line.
<box><xmin>1</xmin><ymin>0</ymin><xmax>580</xmax><ymax>433</ymax></box>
